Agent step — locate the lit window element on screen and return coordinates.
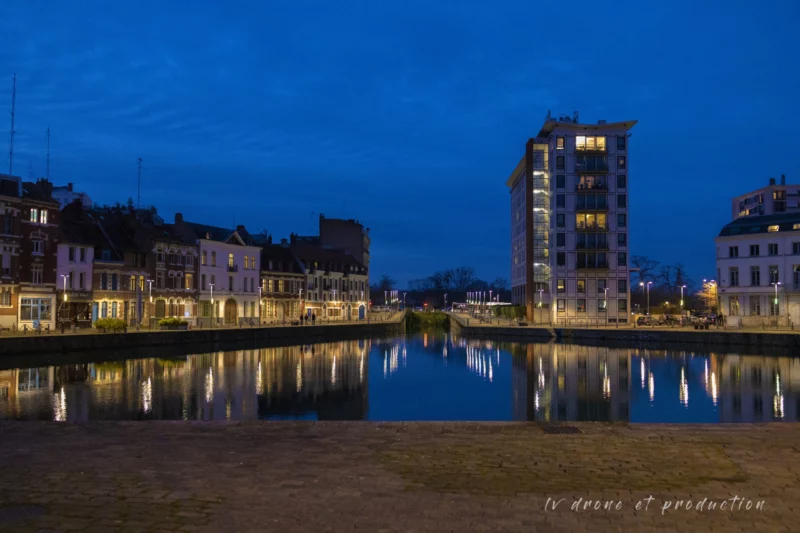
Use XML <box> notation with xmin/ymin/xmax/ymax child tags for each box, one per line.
<box><xmin>556</xmin><ymin>137</ymin><xmax>565</xmax><ymax>150</ymax></box>
<box><xmin>228</xmin><ymin>253</ymin><xmax>234</xmax><ymax>268</ymax></box>
<box><xmin>793</xmin><ymin>224</ymin><xmax>800</xmax><ymax>230</ymax></box>
<box><xmin>768</xmin><ymin>225</ymin><xmax>779</xmax><ymax>232</ymax></box>
<box><xmin>576</xmin><ymin>136</ymin><xmax>606</xmax><ymax>151</ymax></box>
<box><xmin>30</xmin><ymin>208</ymin><xmax>38</xmax><ymax>223</ymax></box>
<box><xmin>40</xmin><ymin>210</ymin><xmax>48</xmax><ymax>224</ymax></box>
<box><xmin>557</xmin><ymin>279</ymin><xmax>565</xmax><ymax>292</ymax></box>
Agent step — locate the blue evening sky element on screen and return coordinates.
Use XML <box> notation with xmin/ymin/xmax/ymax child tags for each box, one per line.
<box><xmin>1</xmin><ymin>1</ymin><xmax>798</xmax><ymax>287</ymax></box>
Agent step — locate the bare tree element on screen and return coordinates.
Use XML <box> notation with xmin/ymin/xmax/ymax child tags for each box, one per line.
<box><xmin>631</xmin><ymin>255</ymin><xmax>660</xmax><ymax>285</ymax></box>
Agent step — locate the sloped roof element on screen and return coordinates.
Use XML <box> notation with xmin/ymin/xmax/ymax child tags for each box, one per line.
<box><xmin>718</xmin><ymin>212</ymin><xmax>800</xmax><ymax>237</ymax></box>
<box><xmin>260</xmin><ymin>244</ymin><xmax>304</xmax><ymax>274</ymax></box>
<box><xmin>290</xmin><ymin>243</ymin><xmax>367</xmax><ymax>274</ymax></box>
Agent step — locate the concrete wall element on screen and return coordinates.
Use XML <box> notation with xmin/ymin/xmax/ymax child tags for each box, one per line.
<box><xmin>0</xmin><ymin>318</ymin><xmax>405</xmax><ymax>357</ymax></box>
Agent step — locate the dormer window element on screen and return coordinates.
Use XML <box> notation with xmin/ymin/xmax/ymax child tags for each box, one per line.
<box><xmin>30</xmin><ymin>208</ymin><xmax>38</xmax><ymax>223</ymax></box>
<box><xmin>40</xmin><ymin>210</ymin><xmax>48</xmax><ymax>224</ymax></box>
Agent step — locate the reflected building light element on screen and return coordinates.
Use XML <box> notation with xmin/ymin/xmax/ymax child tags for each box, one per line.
<box><xmin>538</xmin><ymin>370</ymin><xmax>545</xmax><ymax>389</ymax></box>
<box><xmin>603</xmin><ymin>365</ymin><xmax>610</xmax><ymax>399</ymax></box>
<box><xmin>331</xmin><ymin>356</ymin><xmax>337</xmax><ymax>386</ymax></box>
<box><xmin>384</xmin><ymin>350</ymin><xmax>388</xmax><ymax>378</ymax></box>
<box><xmin>704</xmin><ymin>360</ymin><xmax>709</xmax><ymax>390</ymax></box>
<box><xmin>359</xmin><ymin>353</ymin><xmax>364</xmax><ymax>385</ymax></box>
<box><xmin>402</xmin><ymin>344</ymin><xmax>407</xmax><ymax>367</ymax></box>
<box><xmin>296</xmin><ymin>361</ymin><xmax>303</xmax><ymax>392</ymax></box>
<box><xmin>53</xmin><ymin>386</ymin><xmax>67</xmax><ymax>422</ymax></box>
<box><xmin>424</xmin><ymin>333</ymin><xmax>428</xmax><ymax>348</ymax></box>
<box><xmin>774</xmin><ymin>373</ymin><xmax>784</xmax><ymax>419</ymax></box>
<box><xmin>443</xmin><ymin>346</ymin><xmax>448</xmax><ymax>358</ymax></box>
<box><xmin>534</xmin><ymin>391</ymin><xmax>540</xmax><ymax>412</ymax></box>
<box><xmin>256</xmin><ymin>362</ymin><xmax>264</xmax><ymax>395</ymax></box>
<box><xmin>710</xmin><ymin>372</ymin><xmax>718</xmax><ymax>405</ymax></box>
<box><xmin>488</xmin><ymin>362</ymin><xmax>493</xmax><ymax>382</ymax></box>
<box><xmin>640</xmin><ymin>358</ymin><xmax>645</xmax><ymax>389</ymax></box>
<box><xmin>496</xmin><ymin>348</ymin><xmax>500</xmax><ymax>366</ymax></box>
<box><xmin>679</xmin><ymin>368</ymin><xmax>688</xmax><ymax>407</ymax></box>
<box><xmin>648</xmin><ymin>372</ymin><xmax>655</xmax><ymax>402</ymax></box>
<box><xmin>141</xmin><ymin>377</ymin><xmax>152</xmax><ymax>414</ymax></box>
<box><xmin>226</xmin><ymin>398</ymin><xmax>231</xmax><ymax>420</ymax></box>
<box><xmin>205</xmin><ymin>367</ymin><xmax>214</xmax><ymax>403</ymax></box>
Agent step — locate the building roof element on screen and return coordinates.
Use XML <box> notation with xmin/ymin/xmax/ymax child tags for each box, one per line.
<box><xmin>59</xmin><ymin>204</ymin><xmax>112</xmax><ymax>247</ymax></box>
<box><xmin>260</xmin><ymin>244</ymin><xmax>304</xmax><ymax>274</ymax></box>
<box><xmin>182</xmin><ymin>221</ymin><xmax>255</xmax><ymax>246</ymax></box>
<box><xmin>718</xmin><ymin>212</ymin><xmax>800</xmax><ymax>237</ymax></box>
<box><xmin>290</xmin><ymin>243</ymin><xmax>367</xmax><ymax>274</ymax></box>
<box><xmin>537</xmin><ymin>119</ymin><xmax>637</xmax><ymax>137</ymax></box>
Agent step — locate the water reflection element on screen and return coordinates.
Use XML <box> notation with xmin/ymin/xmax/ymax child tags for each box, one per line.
<box><xmin>0</xmin><ymin>334</ymin><xmax>798</xmax><ymax>422</ymax></box>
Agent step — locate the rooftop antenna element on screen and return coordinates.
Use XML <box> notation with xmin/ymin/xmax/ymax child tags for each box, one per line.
<box><xmin>137</xmin><ymin>157</ymin><xmax>142</xmax><ymax>209</ymax></box>
<box><xmin>46</xmin><ymin>127</ymin><xmax>50</xmax><ymax>180</ymax></box>
<box><xmin>8</xmin><ymin>73</ymin><xmax>16</xmax><ymax>175</ymax></box>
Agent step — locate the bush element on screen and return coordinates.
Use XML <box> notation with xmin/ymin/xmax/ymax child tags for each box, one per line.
<box><xmin>158</xmin><ymin>317</ymin><xmax>189</xmax><ymax>327</ymax></box>
<box><xmin>94</xmin><ymin>318</ymin><xmax>126</xmax><ymax>331</ymax></box>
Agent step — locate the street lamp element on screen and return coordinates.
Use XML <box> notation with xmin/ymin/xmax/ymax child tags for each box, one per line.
<box><xmin>538</xmin><ymin>288</ymin><xmax>543</xmax><ymax>308</ymax></box>
<box><xmin>680</xmin><ymin>285</ymin><xmax>686</xmax><ymax>314</ymax></box>
<box><xmin>60</xmin><ymin>274</ymin><xmax>69</xmax><ymax>302</ymax></box>
<box><xmin>384</xmin><ymin>290</ymin><xmax>387</xmax><ymax>306</ymax></box>
<box><xmin>258</xmin><ymin>286</ymin><xmax>262</xmax><ymax>323</ymax></box>
<box><xmin>147</xmin><ymin>279</ymin><xmax>153</xmax><ymax>303</ymax></box>
<box><xmin>209</xmin><ymin>282</ymin><xmax>215</xmax><ymax>326</ymax></box>
<box><xmin>773</xmin><ymin>281</ymin><xmax>781</xmax><ymax>312</ymax></box>
<box><xmin>604</xmin><ymin>287</ymin><xmax>608</xmax><ymax>314</ymax></box>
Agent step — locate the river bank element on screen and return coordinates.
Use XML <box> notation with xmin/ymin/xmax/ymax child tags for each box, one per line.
<box><xmin>0</xmin><ymin>312</ymin><xmax>406</xmax><ymax>357</ymax></box>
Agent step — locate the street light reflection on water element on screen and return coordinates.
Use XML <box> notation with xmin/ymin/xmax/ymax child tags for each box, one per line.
<box><xmin>0</xmin><ymin>334</ymin><xmax>799</xmax><ymax>423</ymax></box>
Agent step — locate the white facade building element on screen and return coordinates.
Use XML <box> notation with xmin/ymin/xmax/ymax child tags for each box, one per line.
<box><xmin>508</xmin><ymin>112</ymin><xmax>636</xmax><ymax>325</ymax></box>
<box><xmin>52</xmin><ymin>183</ymin><xmax>92</xmax><ymax>210</ymax></box>
<box><xmin>716</xmin><ymin>210</ymin><xmax>800</xmax><ymax>327</ymax></box>
<box><xmin>174</xmin><ymin>219</ymin><xmax>261</xmax><ymax>326</ymax></box>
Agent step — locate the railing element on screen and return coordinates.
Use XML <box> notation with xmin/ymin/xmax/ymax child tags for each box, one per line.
<box><xmin>576</xmin><ymin>183</ymin><xmax>607</xmax><ymax>191</ymax></box>
<box><xmin>576</xmin><ymin>223</ymin><xmax>608</xmax><ymax>231</ymax></box>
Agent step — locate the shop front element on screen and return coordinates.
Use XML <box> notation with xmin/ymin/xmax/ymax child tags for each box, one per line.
<box><xmin>57</xmin><ymin>290</ymin><xmax>93</xmax><ymax>329</ymax></box>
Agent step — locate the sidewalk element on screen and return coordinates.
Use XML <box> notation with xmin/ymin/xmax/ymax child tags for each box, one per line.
<box><xmin>0</xmin><ymin>421</ymin><xmax>795</xmax><ymax>532</ymax></box>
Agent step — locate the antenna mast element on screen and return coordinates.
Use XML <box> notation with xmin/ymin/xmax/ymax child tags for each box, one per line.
<box><xmin>46</xmin><ymin>127</ymin><xmax>50</xmax><ymax>180</ymax></box>
<box><xmin>137</xmin><ymin>157</ymin><xmax>142</xmax><ymax>209</ymax></box>
<box><xmin>8</xmin><ymin>74</ymin><xmax>16</xmax><ymax>175</ymax></box>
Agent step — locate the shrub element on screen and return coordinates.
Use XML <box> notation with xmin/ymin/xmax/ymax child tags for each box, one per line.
<box><xmin>94</xmin><ymin>318</ymin><xmax>126</xmax><ymax>331</ymax></box>
<box><xmin>158</xmin><ymin>317</ymin><xmax>189</xmax><ymax>327</ymax></box>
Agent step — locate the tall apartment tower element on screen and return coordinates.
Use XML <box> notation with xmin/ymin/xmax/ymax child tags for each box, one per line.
<box><xmin>508</xmin><ymin>112</ymin><xmax>637</xmax><ymax>325</ymax></box>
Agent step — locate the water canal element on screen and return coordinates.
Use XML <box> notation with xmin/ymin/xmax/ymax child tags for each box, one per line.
<box><xmin>0</xmin><ymin>331</ymin><xmax>797</xmax><ymax>422</ymax></box>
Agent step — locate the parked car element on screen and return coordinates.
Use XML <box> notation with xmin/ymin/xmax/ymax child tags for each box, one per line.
<box><xmin>636</xmin><ymin>315</ymin><xmax>653</xmax><ymax>326</ymax></box>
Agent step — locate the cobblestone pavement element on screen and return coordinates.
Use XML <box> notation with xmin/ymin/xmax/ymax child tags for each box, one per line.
<box><xmin>0</xmin><ymin>422</ymin><xmax>798</xmax><ymax>532</ymax></box>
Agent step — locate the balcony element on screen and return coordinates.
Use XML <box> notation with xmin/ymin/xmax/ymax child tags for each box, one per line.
<box><xmin>576</xmin><ymin>182</ymin><xmax>607</xmax><ymax>191</ymax></box>
<box><xmin>576</xmin><ymin>222</ymin><xmax>608</xmax><ymax>232</ymax></box>
<box><xmin>227</xmin><ymin>264</ymin><xmax>238</xmax><ymax>272</ymax></box>
<box><xmin>575</xmin><ymin>156</ymin><xmax>608</xmax><ymax>173</ymax></box>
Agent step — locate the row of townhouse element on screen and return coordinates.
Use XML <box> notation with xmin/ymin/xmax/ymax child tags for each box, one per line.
<box><xmin>0</xmin><ymin>173</ymin><xmax>370</xmax><ymax>330</ymax></box>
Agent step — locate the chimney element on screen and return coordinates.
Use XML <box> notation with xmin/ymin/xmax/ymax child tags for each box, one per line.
<box><xmin>174</xmin><ymin>212</ymin><xmax>183</xmax><ymax>224</ymax></box>
<box><xmin>67</xmin><ymin>182</ymin><xmax>73</xmax><ymax>192</ymax></box>
<box><xmin>280</xmin><ymin>238</ymin><xmax>287</xmax><ymax>245</ymax></box>
<box><xmin>267</xmin><ymin>235</ymin><xmax>273</xmax><ymax>244</ymax></box>
<box><xmin>290</xmin><ymin>233</ymin><xmax>297</xmax><ymax>245</ymax></box>
<box><xmin>781</xmin><ymin>174</ymin><xmax>786</xmax><ymax>185</ymax></box>
<box><xmin>769</xmin><ymin>177</ymin><xmax>776</xmax><ymax>186</ymax></box>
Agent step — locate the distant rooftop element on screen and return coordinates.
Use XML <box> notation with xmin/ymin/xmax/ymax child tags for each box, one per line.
<box><xmin>718</xmin><ymin>212</ymin><xmax>800</xmax><ymax>237</ymax></box>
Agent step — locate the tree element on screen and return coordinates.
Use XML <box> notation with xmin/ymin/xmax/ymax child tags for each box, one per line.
<box><xmin>452</xmin><ymin>267</ymin><xmax>475</xmax><ymax>291</ymax></box>
<box><xmin>491</xmin><ymin>277</ymin><xmax>510</xmax><ymax>291</ymax></box>
<box><xmin>696</xmin><ymin>280</ymin><xmax>718</xmax><ymax>314</ymax></box>
<box><xmin>631</xmin><ymin>255</ymin><xmax>660</xmax><ymax>285</ymax></box>
<box><xmin>376</xmin><ymin>274</ymin><xmax>395</xmax><ymax>292</ymax></box>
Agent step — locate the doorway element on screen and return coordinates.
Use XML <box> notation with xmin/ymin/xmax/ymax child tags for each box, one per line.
<box><xmin>224</xmin><ymin>299</ymin><xmax>238</xmax><ymax>325</ymax></box>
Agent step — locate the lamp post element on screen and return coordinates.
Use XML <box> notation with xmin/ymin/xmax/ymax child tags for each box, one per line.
<box><xmin>773</xmin><ymin>281</ymin><xmax>781</xmax><ymax>315</ymax></box>
<box><xmin>209</xmin><ymin>283</ymin><xmax>215</xmax><ymax>327</ymax></box>
<box><xmin>258</xmin><ymin>286</ymin><xmax>263</xmax><ymax>324</ymax></box>
<box><xmin>60</xmin><ymin>274</ymin><xmax>69</xmax><ymax>302</ymax></box>
<box><xmin>680</xmin><ymin>285</ymin><xmax>686</xmax><ymax>315</ymax></box>
<box><xmin>604</xmin><ymin>287</ymin><xmax>608</xmax><ymax>313</ymax></box>
<box><xmin>384</xmin><ymin>290</ymin><xmax>387</xmax><ymax>306</ymax></box>
<box><xmin>402</xmin><ymin>292</ymin><xmax>406</xmax><ymax>310</ymax></box>
<box><xmin>444</xmin><ymin>293</ymin><xmax>448</xmax><ymax>311</ymax></box>
<box><xmin>538</xmin><ymin>288</ymin><xmax>543</xmax><ymax>308</ymax></box>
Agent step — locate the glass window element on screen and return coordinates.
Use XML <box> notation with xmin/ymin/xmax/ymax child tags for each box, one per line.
<box><xmin>768</xmin><ymin>225</ymin><xmax>779</xmax><ymax>232</ymax></box>
<box><xmin>556</xmin><ymin>194</ymin><xmax>565</xmax><ymax>208</ymax></box>
<box><xmin>769</xmin><ymin>266</ymin><xmax>779</xmax><ymax>284</ymax></box>
<box><xmin>618</xmin><ymin>279</ymin><xmax>627</xmax><ymax>293</ymax></box>
<box><xmin>201</xmin><ymin>251</ymin><xmax>207</xmax><ymax>265</ymax></box>
<box><xmin>769</xmin><ymin>243</ymin><xmax>778</xmax><ymax>255</ymax></box>
<box><xmin>20</xmin><ymin>298</ymin><xmax>51</xmax><ymax>320</ymax></box>
<box><xmin>618</xmin><ymin>233</ymin><xmax>627</xmax><ymax>246</ymax></box>
<box><xmin>617</xmin><ymin>136</ymin><xmax>626</xmax><ymax>150</ymax></box>
<box><xmin>556</xmin><ymin>233</ymin><xmax>565</xmax><ymax>247</ymax></box>
<box><xmin>793</xmin><ymin>243</ymin><xmax>800</xmax><ymax>255</ymax></box>
<box><xmin>557</xmin><ymin>299</ymin><xmax>565</xmax><ymax>312</ymax></box>
<box><xmin>577</xmin><ymin>280</ymin><xmax>585</xmax><ymax>293</ymax></box>
<box><xmin>557</xmin><ymin>279</ymin><xmax>565</xmax><ymax>292</ymax></box>
<box><xmin>556</xmin><ymin>252</ymin><xmax>565</xmax><ymax>266</ymax></box>
<box><xmin>598</xmin><ymin>279</ymin><xmax>607</xmax><ymax>294</ymax></box>
<box><xmin>30</xmin><ymin>208</ymin><xmax>38</xmax><ymax>223</ymax></box>
<box><xmin>556</xmin><ymin>156</ymin><xmax>565</xmax><ymax>170</ymax></box>
<box><xmin>556</xmin><ymin>214</ymin><xmax>565</xmax><ymax>227</ymax></box>
<box><xmin>730</xmin><ymin>246</ymin><xmax>739</xmax><ymax>257</ymax></box>
<box><xmin>80</xmin><ymin>248</ymin><xmax>86</xmax><ymax>262</ymax></box>
<box><xmin>556</xmin><ymin>137</ymin><xmax>565</xmax><ymax>150</ymax></box>
<box><xmin>244</xmin><ymin>256</ymin><xmax>249</xmax><ymax>269</ymax></box>
<box><xmin>617</xmin><ymin>156</ymin><xmax>626</xmax><ymax>170</ymax></box>
<box><xmin>729</xmin><ymin>296</ymin><xmax>740</xmax><ymax>315</ymax></box>
<box><xmin>32</xmin><ymin>240</ymin><xmax>44</xmax><ymax>255</ymax></box>
<box><xmin>618</xmin><ymin>252</ymin><xmax>627</xmax><ymax>266</ymax></box>
<box><xmin>68</xmin><ymin>247</ymin><xmax>75</xmax><ymax>261</ymax></box>
<box><xmin>617</xmin><ymin>194</ymin><xmax>626</xmax><ymax>208</ymax></box>
<box><xmin>617</xmin><ymin>175</ymin><xmax>626</xmax><ymax>189</ymax></box>
<box><xmin>577</xmin><ymin>299</ymin><xmax>586</xmax><ymax>312</ymax></box>
<box><xmin>617</xmin><ymin>214</ymin><xmax>627</xmax><ymax>227</ymax></box>
<box><xmin>618</xmin><ymin>299</ymin><xmax>627</xmax><ymax>312</ymax></box>
<box><xmin>211</xmin><ymin>251</ymin><xmax>216</xmax><ymax>266</ymax></box>
<box><xmin>751</xmin><ymin>266</ymin><xmax>761</xmax><ymax>286</ymax></box>
<box><xmin>556</xmin><ymin>175</ymin><xmax>565</xmax><ymax>189</ymax></box>
<box><xmin>40</xmin><ymin>210</ymin><xmax>48</xmax><ymax>224</ymax></box>
<box><xmin>598</xmin><ymin>299</ymin><xmax>607</xmax><ymax>311</ymax></box>
<box><xmin>32</xmin><ymin>264</ymin><xmax>43</xmax><ymax>284</ymax></box>
<box><xmin>730</xmin><ymin>267</ymin><xmax>739</xmax><ymax>287</ymax></box>
<box><xmin>749</xmin><ymin>295</ymin><xmax>761</xmax><ymax>315</ymax></box>
<box><xmin>228</xmin><ymin>253</ymin><xmax>234</xmax><ymax>268</ymax></box>
<box><xmin>750</xmin><ymin>245</ymin><xmax>759</xmax><ymax>257</ymax></box>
